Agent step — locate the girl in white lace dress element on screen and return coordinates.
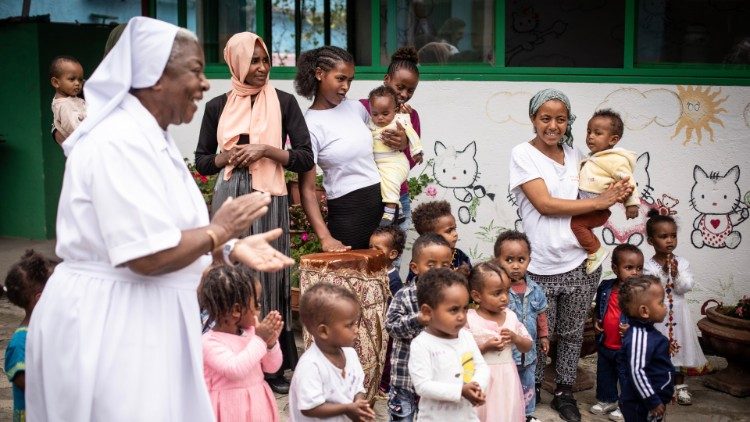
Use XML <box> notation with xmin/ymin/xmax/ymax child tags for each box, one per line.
<box><xmin>643</xmin><ymin>210</ymin><xmax>708</xmax><ymax>406</ymax></box>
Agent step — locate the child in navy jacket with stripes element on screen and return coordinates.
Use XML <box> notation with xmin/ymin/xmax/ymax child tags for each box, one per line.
<box><xmin>619</xmin><ymin>275</ymin><xmax>675</xmax><ymax>422</ymax></box>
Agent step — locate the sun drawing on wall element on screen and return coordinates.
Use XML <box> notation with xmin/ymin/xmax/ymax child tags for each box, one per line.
<box><xmin>671</xmin><ymin>85</ymin><xmax>728</xmax><ymax>145</ymax></box>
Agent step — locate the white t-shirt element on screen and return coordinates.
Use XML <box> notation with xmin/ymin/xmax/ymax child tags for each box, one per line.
<box><xmin>289</xmin><ymin>342</ymin><xmax>366</xmax><ymax>421</ymax></box>
<box><xmin>408</xmin><ymin>329</ymin><xmax>489</xmax><ymax>421</ymax></box>
<box><xmin>304</xmin><ymin>99</ymin><xmax>381</xmax><ymax>199</ymax></box>
<box><xmin>508</xmin><ymin>141</ymin><xmax>587</xmax><ymax>275</ymax></box>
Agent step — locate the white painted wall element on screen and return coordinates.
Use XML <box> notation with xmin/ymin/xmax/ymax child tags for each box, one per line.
<box><xmin>170</xmin><ymin>78</ymin><xmax>750</xmax><ymax>324</ymax></box>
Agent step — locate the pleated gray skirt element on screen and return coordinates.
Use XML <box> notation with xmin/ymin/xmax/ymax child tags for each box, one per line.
<box><xmin>212</xmin><ymin>168</ymin><xmax>297</xmax><ymax>369</ymax></box>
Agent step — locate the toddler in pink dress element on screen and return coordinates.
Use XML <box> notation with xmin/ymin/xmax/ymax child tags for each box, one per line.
<box><xmin>467</xmin><ymin>262</ymin><xmax>532</xmax><ymax>422</ymax></box>
<box><xmin>199</xmin><ymin>264</ymin><xmax>285</xmax><ymax>422</ymax></box>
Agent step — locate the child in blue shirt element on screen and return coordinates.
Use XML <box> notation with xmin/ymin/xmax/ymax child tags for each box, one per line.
<box><xmin>494</xmin><ymin>230</ymin><xmax>548</xmax><ymax>422</ymax></box>
<box><xmin>619</xmin><ymin>275</ymin><xmax>674</xmax><ymax>422</ymax></box>
<box><xmin>3</xmin><ymin>250</ymin><xmax>57</xmax><ymax>422</ymax></box>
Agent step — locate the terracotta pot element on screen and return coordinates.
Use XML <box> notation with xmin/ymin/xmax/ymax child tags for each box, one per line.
<box><xmin>697</xmin><ymin>299</ymin><xmax>750</xmax><ymax>397</ymax></box>
<box><xmin>290</xmin><ymin>287</ymin><xmax>300</xmax><ymax>312</ymax></box>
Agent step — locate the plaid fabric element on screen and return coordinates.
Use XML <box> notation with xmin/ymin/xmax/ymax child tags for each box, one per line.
<box><xmin>385</xmin><ymin>282</ymin><xmax>422</xmax><ymax>392</ymax></box>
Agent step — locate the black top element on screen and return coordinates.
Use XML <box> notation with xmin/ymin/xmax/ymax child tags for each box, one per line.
<box><xmin>194</xmin><ymin>89</ymin><xmax>314</xmax><ymax>176</ymax></box>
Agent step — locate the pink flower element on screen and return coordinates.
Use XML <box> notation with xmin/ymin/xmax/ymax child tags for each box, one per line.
<box><xmin>301</xmin><ymin>232</ymin><xmax>309</xmax><ymax>242</ymax></box>
<box><xmin>426</xmin><ymin>186</ymin><xmax>437</xmax><ymax>197</ymax></box>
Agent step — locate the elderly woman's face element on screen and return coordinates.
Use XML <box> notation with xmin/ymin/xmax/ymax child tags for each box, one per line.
<box><xmin>161</xmin><ymin>40</ymin><xmax>209</xmax><ymax>126</ymax></box>
<box><xmin>244</xmin><ymin>41</ymin><xmax>270</xmax><ymax>88</ymax></box>
<box><xmin>531</xmin><ymin>99</ymin><xmax>568</xmax><ymax>147</ymax></box>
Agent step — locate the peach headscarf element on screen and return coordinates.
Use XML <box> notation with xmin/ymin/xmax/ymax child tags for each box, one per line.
<box><xmin>217</xmin><ymin>32</ymin><xmax>286</xmax><ymax>195</ymax></box>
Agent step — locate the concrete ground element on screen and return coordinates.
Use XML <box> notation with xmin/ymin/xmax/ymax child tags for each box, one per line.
<box><xmin>1</xmin><ymin>237</ymin><xmax>748</xmax><ymax>421</ymax></box>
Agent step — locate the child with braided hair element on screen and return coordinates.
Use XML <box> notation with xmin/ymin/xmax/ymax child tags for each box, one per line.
<box><xmin>643</xmin><ymin>209</ymin><xmax>707</xmax><ymax>405</ymax></box>
<box><xmin>3</xmin><ymin>250</ymin><xmax>57</xmax><ymax>422</ymax></box>
<box><xmin>199</xmin><ymin>264</ymin><xmax>284</xmax><ymax>422</ymax></box>
<box><xmin>619</xmin><ymin>275</ymin><xmax>674</xmax><ymax>422</ymax></box>
<box><xmin>295</xmin><ymin>46</ymin><xmax>407</xmax><ymax>251</ymax></box>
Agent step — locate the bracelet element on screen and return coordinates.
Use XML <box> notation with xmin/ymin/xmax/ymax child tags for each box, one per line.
<box><xmin>223</xmin><ymin>238</ymin><xmax>239</xmax><ymax>265</ymax></box>
<box><xmin>206</xmin><ymin>229</ymin><xmax>220</xmax><ymax>253</ymax></box>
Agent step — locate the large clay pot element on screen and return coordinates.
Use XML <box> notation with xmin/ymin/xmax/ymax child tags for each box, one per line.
<box><xmin>697</xmin><ymin>299</ymin><xmax>750</xmax><ymax>397</ymax></box>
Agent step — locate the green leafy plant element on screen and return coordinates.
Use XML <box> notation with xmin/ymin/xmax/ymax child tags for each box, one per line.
<box><xmin>184</xmin><ymin>158</ymin><xmax>217</xmax><ymax>205</ymax></box>
<box><xmin>288</xmin><ymin>202</ymin><xmax>327</xmax><ymax>288</ymax></box>
<box><xmin>408</xmin><ymin>173</ymin><xmax>434</xmax><ymax>200</ymax></box>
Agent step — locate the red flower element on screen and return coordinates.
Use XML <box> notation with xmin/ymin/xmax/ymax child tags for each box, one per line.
<box><xmin>200</xmin><ymin>175</ymin><xmax>208</xmax><ymax>184</ymax></box>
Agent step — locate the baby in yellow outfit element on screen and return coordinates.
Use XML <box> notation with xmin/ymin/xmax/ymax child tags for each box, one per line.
<box><xmin>368</xmin><ymin>86</ymin><xmax>423</xmax><ymax>225</ymax></box>
<box><xmin>574</xmin><ymin>109</ymin><xmax>639</xmax><ymax>274</ymax></box>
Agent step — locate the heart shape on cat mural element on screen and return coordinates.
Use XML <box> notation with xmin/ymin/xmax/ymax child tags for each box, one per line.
<box><xmin>710</xmin><ymin>219</ymin><xmax>720</xmax><ymax>229</ymax></box>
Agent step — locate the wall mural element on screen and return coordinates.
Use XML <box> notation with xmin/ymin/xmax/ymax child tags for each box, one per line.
<box><xmin>597</xmin><ymin>87</ymin><xmax>681</xmax><ymax>130</ymax></box>
<box><xmin>601</xmin><ymin>152</ymin><xmax>680</xmax><ymax>246</ymax></box>
<box><xmin>690</xmin><ymin>165</ymin><xmax>750</xmax><ymax>249</ymax></box>
<box><xmin>431</xmin><ymin>140</ymin><xmax>495</xmax><ymax>225</ymax></box>
<box><xmin>672</xmin><ymin>85</ymin><xmax>728</xmax><ymax>145</ymax></box>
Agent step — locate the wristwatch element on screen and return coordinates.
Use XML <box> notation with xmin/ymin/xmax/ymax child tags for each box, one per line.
<box><xmin>223</xmin><ymin>238</ymin><xmax>239</xmax><ymax>265</ymax></box>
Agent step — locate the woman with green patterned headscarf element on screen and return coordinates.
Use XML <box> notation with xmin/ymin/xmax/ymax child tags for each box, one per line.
<box><xmin>508</xmin><ymin>88</ymin><xmax>632</xmax><ymax>422</ymax></box>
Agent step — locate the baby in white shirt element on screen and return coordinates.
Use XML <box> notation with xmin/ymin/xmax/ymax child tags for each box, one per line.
<box><xmin>289</xmin><ymin>283</ymin><xmax>376</xmax><ymax>421</ymax></box>
<box><xmin>50</xmin><ymin>56</ymin><xmax>87</xmax><ymax>144</ymax></box>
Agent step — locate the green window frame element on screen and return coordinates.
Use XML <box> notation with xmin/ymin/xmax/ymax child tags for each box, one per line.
<box><xmin>153</xmin><ymin>0</ymin><xmax>750</xmax><ymax>86</ymax></box>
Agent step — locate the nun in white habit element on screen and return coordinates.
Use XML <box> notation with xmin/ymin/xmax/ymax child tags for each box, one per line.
<box><xmin>25</xmin><ymin>17</ymin><xmax>293</xmax><ymax>421</ymax></box>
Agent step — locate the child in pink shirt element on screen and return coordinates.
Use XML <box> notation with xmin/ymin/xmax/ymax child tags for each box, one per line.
<box><xmin>199</xmin><ymin>264</ymin><xmax>284</xmax><ymax>422</ymax></box>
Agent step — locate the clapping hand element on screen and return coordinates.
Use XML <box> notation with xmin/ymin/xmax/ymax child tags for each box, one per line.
<box><xmin>664</xmin><ymin>254</ymin><xmax>679</xmax><ymax>278</ymax></box>
<box><xmin>255</xmin><ymin>311</ymin><xmax>283</xmax><ymax>348</ymax></box>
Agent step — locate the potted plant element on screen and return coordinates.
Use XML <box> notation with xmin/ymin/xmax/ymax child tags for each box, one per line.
<box><xmin>285</xmin><ymin>170</ymin><xmax>325</xmax><ymax>205</ymax></box>
<box><xmin>288</xmin><ymin>201</ymin><xmax>327</xmax><ymax>311</ymax></box>
<box><xmin>697</xmin><ymin>296</ymin><xmax>750</xmax><ymax>397</ymax></box>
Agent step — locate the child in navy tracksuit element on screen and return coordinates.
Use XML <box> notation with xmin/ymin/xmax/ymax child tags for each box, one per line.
<box><xmin>590</xmin><ymin>244</ymin><xmax>644</xmax><ymax>421</ymax></box>
<box><xmin>619</xmin><ymin>275</ymin><xmax>675</xmax><ymax>422</ymax></box>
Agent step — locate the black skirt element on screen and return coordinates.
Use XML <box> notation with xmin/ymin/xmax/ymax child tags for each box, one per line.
<box><xmin>326</xmin><ymin>183</ymin><xmax>383</xmax><ymax>250</ymax></box>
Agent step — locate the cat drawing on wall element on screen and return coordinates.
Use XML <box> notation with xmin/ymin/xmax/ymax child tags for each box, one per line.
<box><xmin>690</xmin><ymin>165</ymin><xmax>749</xmax><ymax>249</ymax></box>
<box><xmin>432</xmin><ymin>141</ymin><xmax>495</xmax><ymax>224</ymax></box>
<box><xmin>506</xmin><ymin>185</ymin><xmax>523</xmax><ymax>232</ymax></box>
<box><xmin>602</xmin><ymin>152</ymin><xmax>661</xmax><ymax>246</ymax></box>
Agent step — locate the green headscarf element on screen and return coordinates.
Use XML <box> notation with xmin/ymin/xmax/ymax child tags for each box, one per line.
<box><xmin>528</xmin><ymin>88</ymin><xmax>576</xmax><ymax>147</ymax></box>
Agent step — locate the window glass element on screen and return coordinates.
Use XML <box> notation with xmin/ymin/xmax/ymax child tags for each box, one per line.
<box><xmin>505</xmin><ymin>0</ymin><xmax>624</xmax><ymax>68</ymax></box>
<box><xmin>156</xmin><ymin>0</ymin><xmax>199</xmax><ymax>32</ymax></box>
<box><xmin>0</xmin><ymin>0</ymin><xmax>141</xmax><ymax>24</ymax></box>
<box><xmin>381</xmin><ymin>0</ymin><xmax>495</xmax><ymax>65</ymax></box>
<box><xmin>637</xmin><ymin>0</ymin><xmax>750</xmax><ymax>65</ymax></box>
<box><xmin>270</xmin><ymin>0</ymin><xmax>357</xmax><ymax>67</ymax></box>
<box><xmin>196</xmin><ymin>0</ymin><xmax>256</xmax><ymax>64</ymax></box>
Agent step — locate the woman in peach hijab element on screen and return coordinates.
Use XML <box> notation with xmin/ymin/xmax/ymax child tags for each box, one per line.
<box><xmin>195</xmin><ymin>32</ymin><xmax>314</xmax><ymax>393</ymax></box>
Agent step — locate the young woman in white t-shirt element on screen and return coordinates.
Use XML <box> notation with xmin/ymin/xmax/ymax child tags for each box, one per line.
<box><xmin>294</xmin><ymin>46</ymin><xmax>408</xmax><ymax>251</ymax></box>
<box><xmin>508</xmin><ymin>89</ymin><xmax>632</xmax><ymax>422</ymax></box>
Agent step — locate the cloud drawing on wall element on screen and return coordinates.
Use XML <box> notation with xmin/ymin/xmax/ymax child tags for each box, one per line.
<box><xmin>485</xmin><ymin>91</ymin><xmax>532</xmax><ymax>125</ymax></box>
<box><xmin>597</xmin><ymin>88</ymin><xmax>681</xmax><ymax>130</ymax></box>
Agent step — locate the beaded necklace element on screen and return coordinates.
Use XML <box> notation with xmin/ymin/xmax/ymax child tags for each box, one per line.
<box><xmin>663</xmin><ymin>254</ymin><xmax>681</xmax><ymax>356</ymax></box>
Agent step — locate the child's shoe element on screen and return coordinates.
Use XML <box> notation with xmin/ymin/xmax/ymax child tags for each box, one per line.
<box><xmin>526</xmin><ymin>416</ymin><xmax>541</xmax><ymax>422</ymax></box>
<box><xmin>675</xmin><ymin>384</ymin><xmax>692</xmax><ymax>405</ymax></box>
<box><xmin>379</xmin><ymin>205</ymin><xmax>402</xmax><ymax>227</ymax></box>
<box><xmin>608</xmin><ymin>408</ymin><xmax>624</xmax><ymax>421</ymax></box>
<box><xmin>589</xmin><ymin>401</ymin><xmax>618</xmax><ymax>415</ymax></box>
<box><xmin>586</xmin><ymin>247</ymin><xmax>609</xmax><ymax>274</ymax></box>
